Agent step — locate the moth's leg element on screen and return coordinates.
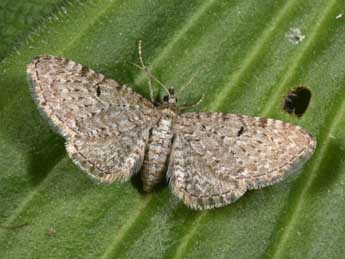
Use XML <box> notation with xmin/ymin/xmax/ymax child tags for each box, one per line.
<box><xmin>179</xmin><ymin>93</ymin><xmax>205</xmax><ymax>111</ymax></box>
<box><xmin>177</xmin><ymin>70</ymin><xmax>200</xmax><ymax>95</ymax></box>
<box><xmin>175</xmin><ymin>67</ymin><xmax>205</xmax><ymax>111</ymax></box>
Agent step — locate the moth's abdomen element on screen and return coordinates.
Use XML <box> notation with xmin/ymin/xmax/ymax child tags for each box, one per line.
<box><xmin>142</xmin><ymin>116</ymin><xmax>174</xmax><ymax>192</ymax></box>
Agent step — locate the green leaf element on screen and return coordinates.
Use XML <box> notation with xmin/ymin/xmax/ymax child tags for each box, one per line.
<box><xmin>1</xmin><ymin>0</ymin><xmax>345</xmax><ymax>258</ymax></box>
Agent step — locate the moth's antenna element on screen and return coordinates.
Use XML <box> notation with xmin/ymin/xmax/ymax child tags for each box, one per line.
<box><xmin>133</xmin><ymin>40</ymin><xmax>171</xmax><ymax>98</ymax></box>
<box><xmin>138</xmin><ymin>40</ymin><xmax>154</xmax><ymax>102</ymax></box>
<box><xmin>138</xmin><ymin>40</ymin><xmax>146</xmax><ymax>71</ymax></box>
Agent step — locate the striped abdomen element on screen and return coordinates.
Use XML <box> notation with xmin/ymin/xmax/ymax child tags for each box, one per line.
<box><xmin>142</xmin><ymin>114</ymin><xmax>174</xmax><ymax>192</ymax></box>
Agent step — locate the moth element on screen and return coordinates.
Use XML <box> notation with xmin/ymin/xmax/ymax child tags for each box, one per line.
<box><xmin>27</xmin><ymin>51</ymin><xmax>316</xmax><ymax>210</ymax></box>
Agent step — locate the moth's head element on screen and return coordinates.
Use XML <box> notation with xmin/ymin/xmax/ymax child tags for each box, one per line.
<box><xmin>162</xmin><ymin>87</ymin><xmax>177</xmax><ymax>105</ymax></box>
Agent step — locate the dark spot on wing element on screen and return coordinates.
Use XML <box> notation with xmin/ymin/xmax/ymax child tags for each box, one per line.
<box><xmin>237</xmin><ymin>126</ymin><xmax>245</xmax><ymax>136</ymax></box>
<box><xmin>96</xmin><ymin>86</ymin><xmax>101</xmax><ymax>97</ymax></box>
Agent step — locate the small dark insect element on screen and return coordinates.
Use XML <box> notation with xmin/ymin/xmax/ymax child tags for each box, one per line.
<box><xmin>283</xmin><ymin>86</ymin><xmax>311</xmax><ymax>117</ymax></box>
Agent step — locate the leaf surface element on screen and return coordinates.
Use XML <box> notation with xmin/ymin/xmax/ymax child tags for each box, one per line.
<box><xmin>1</xmin><ymin>0</ymin><xmax>345</xmax><ymax>258</ymax></box>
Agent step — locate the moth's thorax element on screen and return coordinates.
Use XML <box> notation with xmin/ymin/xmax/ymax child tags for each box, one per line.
<box><xmin>141</xmin><ymin>107</ymin><xmax>176</xmax><ymax>192</ymax></box>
